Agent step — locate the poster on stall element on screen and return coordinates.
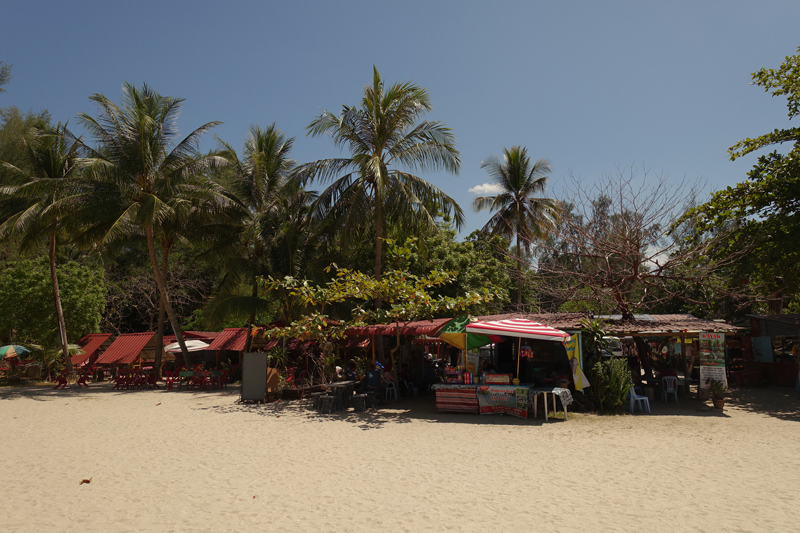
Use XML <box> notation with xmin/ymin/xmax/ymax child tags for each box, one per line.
<box><xmin>565</xmin><ymin>334</ymin><xmax>589</xmax><ymax>390</ymax></box>
<box><xmin>476</xmin><ymin>385</ymin><xmax>529</xmax><ymax>418</ymax></box>
<box><xmin>698</xmin><ymin>332</ymin><xmax>727</xmax><ymax>388</ymax></box>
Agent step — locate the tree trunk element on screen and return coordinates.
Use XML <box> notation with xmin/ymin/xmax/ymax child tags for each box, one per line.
<box><xmin>374</xmin><ymin>197</ymin><xmax>385</xmax><ymax>363</ymax></box>
<box><xmin>145</xmin><ymin>225</ymin><xmax>191</xmax><ymax>366</ymax></box>
<box><xmin>516</xmin><ymin>235</ymin><xmax>523</xmax><ymax>310</ymax></box>
<box><xmin>48</xmin><ymin>233</ymin><xmax>71</xmax><ymax>372</ymax></box>
<box><xmin>152</xmin><ymin>243</ymin><xmax>170</xmax><ymax>376</ymax></box>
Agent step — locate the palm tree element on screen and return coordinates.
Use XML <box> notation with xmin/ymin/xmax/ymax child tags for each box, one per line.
<box><xmin>473</xmin><ymin>146</ymin><xmax>559</xmax><ymax>309</ymax></box>
<box><xmin>209</xmin><ymin>124</ymin><xmax>316</xmax><ymax>349</ymax></box>
<box><xmin>302</xmin><ymin>67</ymin><xmax>463</xmax><ymax>301</ymax></box>
<box><xmin>77</xmin><ymin>83</ymin><xmax>224</xmax><ymax>363</ymax></box>
<box><xmin>0</xmin><ymin>122</ymin><xmax>86</xmax><ymax>371</ymax></box>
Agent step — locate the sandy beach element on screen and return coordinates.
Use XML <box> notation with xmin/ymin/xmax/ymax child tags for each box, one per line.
<box><xmin>1</xmin><ymin>383</ymin><xmax>799</xmax><ymax>533</ymax></box>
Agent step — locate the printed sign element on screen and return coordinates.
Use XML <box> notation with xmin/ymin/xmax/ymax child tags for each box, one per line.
<box><xmin>476</xmin><ymin>385</ymin><xmax>529</xmax><ymax>418</ymax></box>
<box><xmin>565</xmin><ymin>334</ymin><xmax>588</xmax><ymax>390</ymax></box>
<box><xmin>699</xmin><ymin>332</ymin><xmax>727</xmax><ymax>388</ymax></box>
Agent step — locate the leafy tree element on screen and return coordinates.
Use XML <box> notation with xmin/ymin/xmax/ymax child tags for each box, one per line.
<box><xmin>472</xmin><ymin>146</ymin><xmax>559</xmax><ymax>309</ymax></box>
<box><xmin>0</xmin><ymin>122</ymin><xmax>88</xmax><ymax>370</ymax></box>
<box><xmin>77</xmin><ymin>82</ymin><xmax>225</xmax><ymax>363</ymax></box>
<box><xmin>688</xmin><ymin>46</ymin><xmax>800</xmax><ymax>311</ymax></box>
<box><xmin>302</xmin><ymin>67</ymin><xmax>463</xmax><ymax>300</ymax></box>
<box><xmin>0</xmin><ymin>55</ymin><xmax>11</xmax><ymax>93</ymax></box>
<box><xmin>263</xmin><ymin>243</ymin><xmax>493</xmax><ymax>382</ymax></box>
<box><xmin>0</xmin><ymin>258</ymin><xmax>105</xmax><ymax>346</ymax></box>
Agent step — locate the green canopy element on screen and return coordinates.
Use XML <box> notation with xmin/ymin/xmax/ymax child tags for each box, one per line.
<box><xmin>437</xmin><ymin>315</ymin><xmax>494</xmax><ymax>351</ymax></box>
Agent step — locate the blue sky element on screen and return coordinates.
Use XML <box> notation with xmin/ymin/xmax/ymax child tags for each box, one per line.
<box><xmin>2</xmin><ymin>1</ymin><xmax>799</xmax><ymax>236</ymax></box>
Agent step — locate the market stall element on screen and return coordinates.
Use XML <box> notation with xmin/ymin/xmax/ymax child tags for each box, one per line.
<box><xmin>432</xmin><ymin>318</ymin><xmax>574</xmax><ymax>420</ymax></box>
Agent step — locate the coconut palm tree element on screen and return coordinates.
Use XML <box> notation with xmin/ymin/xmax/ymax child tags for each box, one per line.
<box><xmin>0</xmin><ymin>122</ymin><xmax>87</xmax><ymax>371</ymax></box>
<box><xmin>77</xmin><ymin>83</ymin><xmax>225</xmax><ymax>363</ymax></box>
<box><xmin>302</xmin><ymin>67</ymin><xmax>463</xmax><ymax>300</ymax></box>
<box><xmin>472</xmin><ymin>146</ymin><xmax>560</xmax><ymax>309</ymax></box>
<box><xmin>208</xmin><ymin>124</ymin><xmax>317</xmax><ymax>349</ymax></box>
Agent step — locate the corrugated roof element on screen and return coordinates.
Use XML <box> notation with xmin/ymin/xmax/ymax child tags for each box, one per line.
<box><xmin>95</xmin><ymin>333</ymin><xmax>155</xmax><ymax>365</ymax></box>
<box><xmin>600</xmin><ymin>314</ymin><xmax>744</xmax><ymax>334</ymax></box>
<box><xmin>207</xmin><ymin>328</ymin><xmax>275</xmax><ymax>352</ymax></box>
<box><xmin>72</xmin><ymin>333</ymin><xmax>114</xmax><ymax>366</ymax></box>
<box><xmin>345</xmin><ymin>318</ymin><xmax>452</xmax><ymax>337</ymax></box>
<box><xmin>207</xmin><ymin>328</ymin><xmax>248</xmax><ymax>351</ymax></box>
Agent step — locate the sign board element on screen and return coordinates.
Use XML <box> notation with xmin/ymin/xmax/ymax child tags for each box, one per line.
<box><xmin>698</xmin><ymin>332</ymin><xmax>727</xmax><ymax>388</ymax></box>
<box><xmin>477</xmin><ymin>385</ymin><xmax>529</xmax><ymax>418</ymax></box>
<box><xmin>241</xmin><ymin>352</ymin><xmax>268</xmax><ymax>402</ymax></box>
<box><xmin>565</xmin><ymin>334</ymin><xmax>588</xmax><ymax>390</ymax></box>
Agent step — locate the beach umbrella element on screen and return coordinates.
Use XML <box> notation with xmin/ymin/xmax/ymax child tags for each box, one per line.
<box><xmin>0</xmin><ymin>345</ymin><xmax>31</xmax><ymax>359</ymax></box>
<box><xmin>164</xmin><ymin>339</ymin><xmax>210</xmax><ymax>353</ymax></box>
<box><xmin>437</xmin><ymin>315</ymin><xmax>500</xmax><ymax>351</ymax></box>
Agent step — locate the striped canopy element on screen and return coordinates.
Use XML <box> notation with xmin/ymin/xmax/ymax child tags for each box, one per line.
<box><xmin>465</xmin><ymin>318</ymin><xmax>570</xmax><ymax>342</ymax></box>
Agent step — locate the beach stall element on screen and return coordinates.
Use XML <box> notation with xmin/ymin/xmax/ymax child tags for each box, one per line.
<box><xmin>432</xmin><ymin>318</ymin><xmax>575</xmax><ymax>420</ymax></box>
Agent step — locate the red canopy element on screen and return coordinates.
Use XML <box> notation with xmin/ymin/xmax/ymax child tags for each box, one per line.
<box><xmin>465</xmin><ymin>318</ymin><xmax>570</xmax><ymax>341</ymax></box>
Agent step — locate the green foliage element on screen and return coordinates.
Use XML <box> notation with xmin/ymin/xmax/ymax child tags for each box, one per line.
<box><xmin>262</xmin><ymin>240</ymin><xmax>495</xmax><ymax>342</ymax></box>
<box><xmin>591</xmin><ymin>357</ymin><xmax>632</xmax><ymax>413</ymax></box>
<box><xmin>0</xmin><ymin>56</ymin><xmax>11</xmax><ymax>93</ymax></box>
<box><xmin>302</xmin><ymin>67</ymin><xmax>463</xmax><ymax>281</ymax></box>
<box><xmin>0</xmin><ymin>258</ymin><xmax>106</xmax><ymax>345</ymax></box>
<box><xmin>0</xmin><ymin>106</ymin><xmax>51</xmax><ymax>186</ymax></box>
<box><xmin>687</xmin><ymin>47</ymin><xmax>800</xmax><ymax>312</ymax></box>
<box><xmin>705</xmin><ymin>378</ymin><xmax>726</xmax><ymax>399</ymax></box>
<box><xmin>580</xmin><ymin>318</ymin><xmax>609</xmax><ymax>371</ymax></box>
<box><xmin>473</xmin><ymin>146</ymin><xmax>558</xmax><ymax>307</ymax></box>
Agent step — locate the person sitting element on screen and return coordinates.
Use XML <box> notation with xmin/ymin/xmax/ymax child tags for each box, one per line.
<box><xmin>344</xmin><ymin>363</ymin><xmax>358</xmax><ymax>382</ymax></box>
<box><xmin>361</xmin><ymin>364</ymin><xmax>385</xmax><ymax>401</ymax></box>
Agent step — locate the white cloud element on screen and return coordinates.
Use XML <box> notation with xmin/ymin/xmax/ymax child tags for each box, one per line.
<box><xmin>468</xmin><ymin>183</ymin><xmax>503</xmax><ymax>195</ymax></box>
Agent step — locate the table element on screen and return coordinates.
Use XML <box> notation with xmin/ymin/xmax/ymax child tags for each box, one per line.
<box><xmin>529</xmin><ymin>387</ymin><xmax>573</xmax><ymax>421</ymax></box>
<box><xmin>324</xmin><ymin>381</ymin><xmax>357</xmax><ymax>410</ymax></box>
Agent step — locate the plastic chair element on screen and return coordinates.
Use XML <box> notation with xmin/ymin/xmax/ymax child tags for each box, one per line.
<box><xmin>661</xmin><ymin>376</ymin><xmax>678</xmax><ymax>403</ymax></box>
<box><xmin>402</xmin><ymin>380</ymin><xmax>418</xmax><ymax>397</ymax></box>
<box><xmin>628</xmin><ymin>388</ymin><xmax>651</xmax><ymax>414</ymax></box>
<box><xmin>384</xmin><ymin>381</ymin><xmax>398</xmax><ymax>401</ymax></box>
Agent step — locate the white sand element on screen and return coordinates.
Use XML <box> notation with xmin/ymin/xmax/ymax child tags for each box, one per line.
<box><xmin>1</xmin><ymin>383</ymin><xmax>799</xmax><ymax>533</ymax></box>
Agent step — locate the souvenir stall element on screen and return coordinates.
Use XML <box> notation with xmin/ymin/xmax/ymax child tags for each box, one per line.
<box><xmin>432</xmin><ymin>318</ymin><xmax>575</xmax><ymax>420</ymax></box>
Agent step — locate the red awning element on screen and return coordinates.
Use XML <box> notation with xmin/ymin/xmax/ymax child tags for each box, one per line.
<box><xmin>72</xmin><ymin>333</ymin><xmax>114</xmax><ymax>366</ymax></box>
<box><xmin>465</xmin><ymin>318</ymin><xmax>570</xmax><ymax>341</ymax></box>
<box><xmin>95</xmin><ymin>333</ymin><xmax>155</xmax><ymax>365</ymax></box>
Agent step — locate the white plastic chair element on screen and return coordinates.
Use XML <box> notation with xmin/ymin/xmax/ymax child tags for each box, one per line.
<box><xmin>629</xmin><ymin>388</ymin><xmax>651</xmax><ymax>414</ymax></box>
<box><xmin>661</xmin><ymin>376</ymin><xmax>678</xmax><ymax>403</ymax></box>
<box><xmin>384</xmin><ymin>381</ymin><xmax>398</xmax><ymax>401</ymax></box>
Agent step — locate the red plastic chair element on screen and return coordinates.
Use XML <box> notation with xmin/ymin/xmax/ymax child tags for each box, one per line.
<box><xmin>52</xmin><ymin>370</ymin><xmax>69</xmax><ymax>389</ymax></box>
<box><xmin>76</xmin><ymin>369</ymin><xmax>91</xmax><ymax>388</ymax></box>
<box><xmin>164</xmin><ymin>371</ymin><xmax>178</xmax><ymax>391</ymax></box>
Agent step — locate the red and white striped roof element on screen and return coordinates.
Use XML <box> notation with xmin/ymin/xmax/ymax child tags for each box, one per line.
<box><xmin>465</xmin><ymin>318</ymin><xmax>570</xmax><ymax>341</ymax></box>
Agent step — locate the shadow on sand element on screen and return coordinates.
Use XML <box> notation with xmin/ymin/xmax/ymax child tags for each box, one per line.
<box><xmin>4</xmin><ymin>381</ymin><xmax>797</xmax><ymax>427</ymax></box>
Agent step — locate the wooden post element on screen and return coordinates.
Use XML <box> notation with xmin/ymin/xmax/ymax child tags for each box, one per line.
<box><xmin>516</xmin><ymin>337</ymin><xmax>522</xmax><ymax>379</ymax></box>
<box><xmin>372</xmin><ymin>336</ymin><xmax>376</xmax><ymax>363</ymax></box>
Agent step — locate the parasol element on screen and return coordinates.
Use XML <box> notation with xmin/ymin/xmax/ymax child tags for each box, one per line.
<box><xmin>1</xmin><ymin>345</ymin><xmax>31</xmax><ymax>359</ymax></box>
<box><xmin>164</xmin><ymin>340</ymin><xmax>210</xmax><ymax>353</ymax></box>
